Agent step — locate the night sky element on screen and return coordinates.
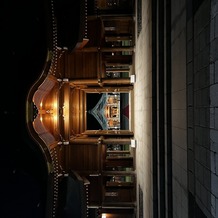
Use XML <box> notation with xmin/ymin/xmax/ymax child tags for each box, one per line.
<box><xmin>1</xmin><ymin>0</ymin><xmax>49</xmax><ymax>217</ymax></box>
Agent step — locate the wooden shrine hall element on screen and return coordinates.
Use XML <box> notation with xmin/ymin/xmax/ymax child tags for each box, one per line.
<box><xmin>26</xmin><ymin>0</ymin><xmax>137</xmax><ymax>217</ymax></box>
<box><xmin>4</xmin><ymin>0</ymin><xmax>218</xmax><ymax>217</ymax></box>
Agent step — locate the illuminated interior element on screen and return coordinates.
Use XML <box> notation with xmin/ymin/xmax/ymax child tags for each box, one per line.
<box><xmin>31</xmin><ymin>75</ymin><xmax>71</xmax><ymax>147</ymax></box>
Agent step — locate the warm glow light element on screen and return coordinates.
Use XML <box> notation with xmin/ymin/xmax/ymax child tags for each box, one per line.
<box><xmin>101</xmin><ymin>214</ymin><xmax>106</xmax><ymax>218</ymax></box>
<box><xmin>53</xmin><ymin>102</ymin><xmax>57</xmax><ymax>111</ymax></box>
<box><xmin>52</xmin><ymin>101</ymin><xmax>58</xmax><ymax>122</ymax></box>
<box><xmin>63</xmin><ymin>82</ymin><xmax>70</xmax><ymax>138</ymax></box>
<box><xmin>38</xmin><ymin>100</ymin><xmax>58</xmax><ymax>124</ymax></box>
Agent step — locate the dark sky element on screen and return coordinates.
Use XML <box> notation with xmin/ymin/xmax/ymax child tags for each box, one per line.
<box><xmin>1</xmin><ymin>1</ymin><xmax>48</xmax><ymax>217</ymax></box>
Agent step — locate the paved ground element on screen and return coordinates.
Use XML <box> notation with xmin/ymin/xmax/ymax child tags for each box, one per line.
<box><xmin>133</xmin><ymin>0</ymin><xmax>153</xmax><ymax>217</ymax></box>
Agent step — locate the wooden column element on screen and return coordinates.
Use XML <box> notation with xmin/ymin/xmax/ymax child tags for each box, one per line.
<box><xmin>103</xmin><ymin>55</ymin><xmax>132</xmax><ymax>65</ymax></box>
<box><xmin>82</xmin><ymin>130</ymin><xmax>134</xmax><ymax>136</ymax></box>
<box><xmin>80</xmin><ymin>86</ymin><xmax>133</xmax><ymax>93</ymax></box>
<box><xmin>70</xmin><ymin>136</ymin><xmax>132</xmax><ymax>145</ymax></box>
<box><xmin>69</xmin><ymin>78</ymin><xmax>131</xmax><ymax>86</ymax></box>
<box><xmin>105</xmin><ymin>35</ymin><xmax>133</xmax><ymax>42</ymax></box>
<box><xmin>76</xmin><ymin>46</ymin><xmax>134</xmax><ymax>52</ymax></box>
<box><xmin>106</xmin><ymin>68</ymin><xmax>130</xmax><ymax>73</ymax></box>
<box><xmin>101</xmin><ymin>15</ymin><xmax>133</xmax><ymax>22</ymax></box>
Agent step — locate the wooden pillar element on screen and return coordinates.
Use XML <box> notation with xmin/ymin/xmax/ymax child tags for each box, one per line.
<box><xmin>105</xmin><ymin>35</ymin><xmax>133</xmax><ymax>42</ymax></box>
<box><xmin>105</xmin><ymin>63</ymin><xmax>130</xmax><ymax>67</ymax></box>
<box><xmin>106</xmin><ymin>68</ymin><xmax>130</xmax><ymax>73</ymax></box>
<box><xmin>103</xmin><ymin>55</ymin><xmax>132</xmax><ymax>65</ymax></box>
<box><xmin>70</xmin><ymin>136</ymin><xmax>132</xmax><ymax>145</ymax></box>
<box><xmin>70</xmin><ymin>137</ymin><xmax>99</xmax><ymax>145</ymax></box>
<box><xmin>69</xmin><ymin>78</ymin><xmax>131</xmax><ymax>86</ymax></box>
<box><xmin>101</xmin><ymin>15</ymin><xmax>133</xmax><ymax>21</ymax></box>
<box><xmin>80</xmin><ymin>86</ymin><xmax>133</xmax><ymax>93</ymax></box>
<box><xmin>82</xmin><ymin>130</ymin><xmax>134</xmax><ymax>136</ymax></box>
<box><xmin>76</xmin><ymin>46</ymin><xmax>134</xmax><ymax>52</ymax></box>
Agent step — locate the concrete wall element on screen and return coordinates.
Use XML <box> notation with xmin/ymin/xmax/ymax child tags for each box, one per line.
<box><xmin>171</xmin><ymin>0</ymin><xmax>188</xmax><ymax>217</ymax></box>
<box><xmin>187</xmin><ymin>0</ymin><xmax>218</xmax><ymax>217</ymax></box>
<box><xmin>134</xmin><ymin>0</ymin><xmax>153</xmax><ymax>217</ymax></box>
<box><xmin>210</xmin><ymin>0</ymin><xmax>218</xmax><ymax>216</ymax></box>
<box><xmin>135</xmin><ymin>0</ymin><xmax>218</xmax><ymax>217</ymax></box>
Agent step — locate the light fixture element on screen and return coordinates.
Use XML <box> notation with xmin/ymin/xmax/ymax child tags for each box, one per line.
<box><xmin>131</xmin><ymin>139</ymin><xmax>137</xmax><ymax>148</ymax></box>
<box><xmin>130</xmin><ymin>74</ymin><xmax>136</xmax><ymax>83</ymax></box>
